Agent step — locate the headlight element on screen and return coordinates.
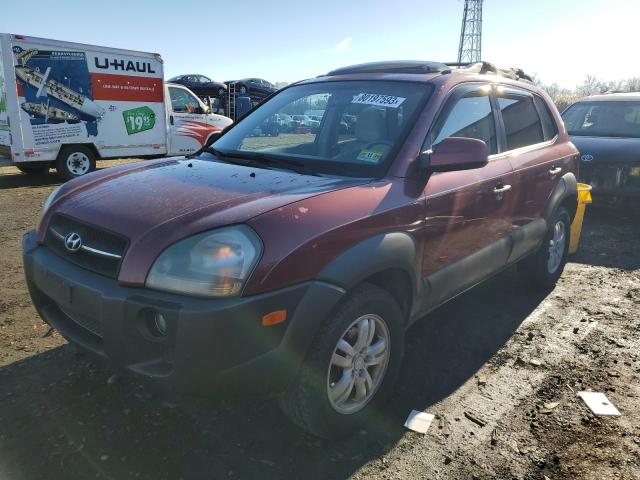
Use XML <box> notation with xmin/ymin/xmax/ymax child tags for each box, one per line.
<box><xmin>146</xmin><ymin>225</ymin><xmax>262</xmax><ymax>298</ymax></box>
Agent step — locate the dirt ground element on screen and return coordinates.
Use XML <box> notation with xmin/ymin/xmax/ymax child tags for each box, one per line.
<box><xmin>0</xmin><ymin>160</ymin><xmax>639</xmax><ymax>480</ymax></box>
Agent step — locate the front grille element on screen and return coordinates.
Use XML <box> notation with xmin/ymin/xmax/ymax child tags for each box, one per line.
<box><xmin>59</xmin><ymin>305</ymin><xmax>103</xmax><ymax>338</ymax></box>
<box><xmin>45</xmin><ymin>214</ymin><xmax>128</xmax><ymax>278</ymax></box>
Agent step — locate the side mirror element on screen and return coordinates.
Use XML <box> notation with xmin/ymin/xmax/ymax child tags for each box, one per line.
<box><xmin>420</xmin><ymin>137</ymin><xmax>489</xmax><ymax>173</ymax></box>
<box><xmin>202</xmin><ymin>104</ymin><xmax>211</xmax><ymax>114</ymax></box>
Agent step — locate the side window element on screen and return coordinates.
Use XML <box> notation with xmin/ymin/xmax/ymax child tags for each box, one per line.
<box><xmin>497</xmin><ymin>93</ymin><xmax>544</xmax><ymax>150</ymax></box>
<box><xmin>431</xmin><ymin>91</ymin><xmax>497</xmax><ymax>154</ymax></box>
<box><xmin>533</xmin><ymin>96</ymin><xmax>559</xmax><ymax>141</ymax></box>
<box><xmin>169</xmin><ymin>87</ymin><xmax>200</xmax><ymax>113</ymax></box>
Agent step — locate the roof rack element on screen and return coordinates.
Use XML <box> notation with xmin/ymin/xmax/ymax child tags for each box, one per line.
<box><xmin>445</xmin><ymin>61</ymin><xmax>534</xmax><ymax>83</ymax></box>
<box><xmin>326</xmin><ymin>61</ymin><xmax>450</xmax><ymax>76</ymax></box>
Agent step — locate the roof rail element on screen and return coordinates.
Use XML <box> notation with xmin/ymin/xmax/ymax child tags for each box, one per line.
<box><xmin>444</xmin><ymin>61</ymin><xmax>534</xmax><ymax>83</ymax></box>
<box><xmin>326</xmin><ymin>61</ymin><xmax>450</xmax><ymax>76</ymax></box>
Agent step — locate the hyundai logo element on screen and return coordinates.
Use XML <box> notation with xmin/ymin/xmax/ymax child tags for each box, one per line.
<box><xmin>581</xmin><ymin>154</ymin><xmax>594</xmax><ymax>162</ymax></box>
<box><xmin>64</xmin><ymin>232</ymin><xmax>82</xmax><ymax>253</ymax></box>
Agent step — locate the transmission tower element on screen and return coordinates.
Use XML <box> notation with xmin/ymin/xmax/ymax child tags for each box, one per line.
<box><xmin>457</xmin><ymin>0</ymin><xmax>483</xmax><ymax>63</ymax></box>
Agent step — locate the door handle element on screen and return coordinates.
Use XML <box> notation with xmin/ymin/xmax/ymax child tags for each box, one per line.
<box><xmin>493</xmin><ymin>184</ymin><xmax>512</xmax><ymax>194</ymax></box>
<box><xmin>548</xmin><ymin>167</ymin><xmax>562</xmax><ymax>175</ymax></box>
<box><xmin>169</xmin><ymin>115</ymin><xmax>174</xmax><ymax>125</ymax></box>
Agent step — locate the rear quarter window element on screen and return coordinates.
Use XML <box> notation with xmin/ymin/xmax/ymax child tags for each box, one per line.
<box><xmin>534</xmin><ymin>96</ymin><xmax>559</xmax><ymax>141</ymax></box>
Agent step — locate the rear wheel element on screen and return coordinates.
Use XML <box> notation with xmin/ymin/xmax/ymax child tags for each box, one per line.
<box><xmin>56</xmin><ymin>146</ymin><xmax>96</xmax><ymax>180</ymax></box>
<box><xmin>279</xmin><ymin>283</ymin><xmax>405</xmax><ymax>439</ymax></box>
<box><xmin>518</xmin><ymin>207</ymin><xmax>571</xmax><ymax>289</ymax></box>
<box><xmin>16</xmin><ymin>162</ymin><xmax>49</xmax><ymax>175</ymax></box>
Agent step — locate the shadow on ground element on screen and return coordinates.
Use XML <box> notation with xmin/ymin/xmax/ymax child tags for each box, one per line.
<box><xmin>0</xmin><ymin>266</ymin><xmax>544</xmax><ymax>480</ymax></box>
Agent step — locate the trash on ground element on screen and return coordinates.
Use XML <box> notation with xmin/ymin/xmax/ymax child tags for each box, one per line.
<box><xmin>578</xmin><ymin>391</ymin><xmax>621</xmax><ymax>416</ymax></box>
<box><xmin>463</xmin><ymin>411</ymin><xmax>487</xmax><ymax>427</ymax></box>
<box><xmin>404</xmin><ymin>410</ymin><xmax>435</xmax><ymax>434</ymax></box>
<box><xmin>476</xmin><ymin>374</ymin><xmax>487</xmax><ymax>385</ymax></box>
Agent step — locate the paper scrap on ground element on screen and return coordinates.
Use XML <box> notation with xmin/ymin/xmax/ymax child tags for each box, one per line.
<box><xmin>404</xmin><ymin>410</ymin><xmax>435</xmax><ymax>434</ymax></box>
<box><xmin>578</xmin><ymin>391</ymin><xmax>621</xmax><ymax>416</ymax></box>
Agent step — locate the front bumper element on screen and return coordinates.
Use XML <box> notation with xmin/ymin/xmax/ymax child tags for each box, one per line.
<box><xmin>23</xmin><ymin>230</ymin><xmax>345</xmax><ymax>392</ymax></box>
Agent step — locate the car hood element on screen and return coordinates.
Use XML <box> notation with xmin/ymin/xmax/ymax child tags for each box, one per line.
<box><xmin>570</xmin><ymin>135</ymin><xmax>640</xmax><ymax>165</ymax></box>
<box><xmin>43</xmin><ymin>157</ymin><xmax>368</xmax><ymax>285</ymax></box>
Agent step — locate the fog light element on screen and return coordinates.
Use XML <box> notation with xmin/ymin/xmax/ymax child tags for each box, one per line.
<box><xmin>144</xmin><ymin>310</ymin><xmax>167</xmax><ymax>337</ymax></box>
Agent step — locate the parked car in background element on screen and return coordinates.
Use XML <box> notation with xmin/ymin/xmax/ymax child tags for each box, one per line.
<box><xmin>225</xmin><ymin>78</ymin><xmax>277</xmax><ymax>98</ymax></box>
<box><xmin>167</xmin><ymin>74</ymin><xmax>227</xmax><ymax>99</ymax></box>
<box><xmin>562</xmin><ymin>92</ymin><xmax>640</xmax><ymax>204</ymax></box>
<box><xmin>24</xmin><ymin>61</ymin><xmax>578</xmax><ymax>440</ymax></box>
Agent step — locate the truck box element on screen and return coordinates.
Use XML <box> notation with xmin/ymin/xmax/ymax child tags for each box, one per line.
<box><xmin>0</xmin><ymin>34</ymin><xmax>231</xmax><ymax>178</ymax></box>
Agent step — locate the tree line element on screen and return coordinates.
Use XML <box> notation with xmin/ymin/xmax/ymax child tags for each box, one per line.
<box><xmin>536</xmin><ymin>76</ymin><xmax>640</xmax><ymax>111</ymax></box>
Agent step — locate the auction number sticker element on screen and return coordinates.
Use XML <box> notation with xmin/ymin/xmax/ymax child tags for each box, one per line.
<box><xmin>122</xmin><ymin>106</ymin><xmax>156</xmax><ymax>135</ymax></box>
<box><xmin>352</xmin><ymin>93</ymin><xmax>405</xmax><ymax>108</ymax></box>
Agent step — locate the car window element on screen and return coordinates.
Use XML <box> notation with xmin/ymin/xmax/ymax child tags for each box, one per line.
<box><xmin>169</xmin><ymin>87</ymin><xmax>200</xmax><ymax>113</ymax></box>
<box><xmin>168</xmin><ymin>75</ymin><xmax>181</xmax><ymax>82</ymax></box>
<box><xmin>430</xmin><ymin>90</ymin><xmax>497</xmax><ymax>154</ymax></box>
<box><xmin>562</xmin><ymin>101</ymin><xmax>640</xmax><ymax>138</ymax></box>
<box><xmin>211</xmin><ymin>81</ymin><xmax>432</xmax><ymax>177</ymax></box>
<box><xmin>534</xmin><ymin>96</ymin><xmax>559</xmax><ymax>141</ymax></box>
<box><xmin>497</xmin><ymin>92</ymin><xmax>544</xmax><ymax>150</ymax></box>
<box><xmin>198</xmin><ymin>75</ymin><xmax>211</xmax><ymax>83</ymax></box>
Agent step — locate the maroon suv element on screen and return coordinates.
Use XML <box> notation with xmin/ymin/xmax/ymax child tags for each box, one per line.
<box><xmin>23</xmin><ymin>61</ymin><xmax>579</xmax><ymax>438</ymax></box>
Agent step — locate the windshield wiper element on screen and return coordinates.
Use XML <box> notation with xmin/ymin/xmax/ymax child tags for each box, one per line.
<box><xmin>208</xmin><ymin>149</ymin><xmax>320</xmax><ymax>176</ymax></box>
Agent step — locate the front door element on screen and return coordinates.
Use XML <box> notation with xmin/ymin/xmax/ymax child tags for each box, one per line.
<box><xmin>419</xmin><ymin>84</ymin><xmax>515</xmax><ymax>310</ymax></box>
<box><xmin>167</xmin><ymin>85</ymin><xmax>209</xmax><ymax>156</ymax></box>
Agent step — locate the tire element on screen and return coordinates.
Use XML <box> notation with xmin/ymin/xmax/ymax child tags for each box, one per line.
<box><xmin>279</xmin><ymin>283</ymin><xmax>405</xmax><ymax>439</ymax></box>
<box><xmin>56</xmin><ymin>146</ymin><xmax>96</xmax><ymax>181</ymax></box>
<box><xmin>518</xmin><ymin>207</ymin><xmax>571</xmax><ymax>290</ymax></box>
<box><xmin>218</xmin><ymin>88</ymin><xmax>225</xmax><ymax>97</ymax></box>
<box><xmin>239</xmin><ymin>85</ymin><xmax>248</xmax><ymax>95</ymax></box>
<box><xmin>16</xmin><ymin>162</ymin><xmax>49</xmax><ymax>175</ymax></box>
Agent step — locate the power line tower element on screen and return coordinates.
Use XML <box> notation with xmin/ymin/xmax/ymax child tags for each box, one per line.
<box><xmin>457</xmin><ymin>0</ymin><xmax>484</xmax><ymax>63</ymax></box>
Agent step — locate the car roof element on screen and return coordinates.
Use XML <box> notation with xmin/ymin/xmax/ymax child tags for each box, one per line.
<box><xmin>578</xmin><ymin>92</ymin><xmax>640</xmax><ymax>102</ymax></box>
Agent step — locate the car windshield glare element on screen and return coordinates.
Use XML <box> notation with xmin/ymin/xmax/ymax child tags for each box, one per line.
<box><xmin>208</xmin><ymin>81</ymin><xmax>432</xmax><ymax>177</ymax></box>
<box><xmin>563</xmin><ymin>101</ymin><xmax>640</xmax><ymax>138</ymax></box>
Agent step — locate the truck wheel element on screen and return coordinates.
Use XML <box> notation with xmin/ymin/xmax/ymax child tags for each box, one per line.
<box><xmin>16</xmin><ymin>163</ymin><xmax>50</xmax><ymax>175</ymax></box>
<box><xmin>56</xmin><ymin>146</ymin><xmax>96</xmax><ymax>180</ymax></box>
<box><xmin>279</xmin><ymin>283</ymin><xmax>405</xmax><ymax>439</ymax></box>
<box><xmin>239</xmin><ymin>85</ymin><xmax>248</xmax><ymax>94</ymax></box>
<box><xmin>518</xmin><ymin>207</ymin><xmax>571</xmax><ymax>290</ymax></box>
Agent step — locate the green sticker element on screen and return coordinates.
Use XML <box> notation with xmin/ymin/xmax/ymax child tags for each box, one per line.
<box><xmin>356</xmin><ymin>149</ymin><xmax>383</xmax><ymax>163</ymax></box>
<box><xmin>122</xmin><ymin>106</ymin><xmax>156</xmax><ymax>135</ymax></box>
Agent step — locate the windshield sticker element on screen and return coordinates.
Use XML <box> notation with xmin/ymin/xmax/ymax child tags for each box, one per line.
<box><xmin>352</xmin><ymin>93</ymin><xmax>405</xmax><ymax>108</ymax></box>
<box><xmin>356</xmin><ymin>149</ymin><xmax>383</xmax><ymax>163</ymax></box>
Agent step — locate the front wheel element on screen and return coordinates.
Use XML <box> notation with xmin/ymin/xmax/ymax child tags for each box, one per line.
<box><xmin>518</xmin><ymin>207</ymin><xmax>571</xmax><ymax>289</ymax></box>
<box><xmin>279</xmin><ymin>283</ymin><xmax>405</xmax><ymax>439</ymax></box>
<box><xmin>56</xmin><ymin>146</ymin><xmax>97</xmax><ymax>180</ymax></box>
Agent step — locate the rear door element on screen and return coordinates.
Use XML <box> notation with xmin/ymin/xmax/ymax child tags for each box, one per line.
<box><xmin>494</xmin><ymin>87</ymin><xmax>564</xmax><ymax>262</ymax></box>
<box><xmin>420</xmin><ymin>84</ymin><xmax>516</xmax><ymax>309</ymax></box>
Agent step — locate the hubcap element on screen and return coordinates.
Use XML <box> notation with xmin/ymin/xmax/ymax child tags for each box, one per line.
<box><xmin>547</xmin><ymin>220</ymin><xmax>566</xmax><ymax>273</ymax></box>
<box><xmin>327</xmin><ymin>314</ymin><xmax>390</xmax><ymax>415</ymax></box>
<box><xmin>66</xmin><ymin>152</ymin><xmax>90</xmax><ymax>176</ymax></box>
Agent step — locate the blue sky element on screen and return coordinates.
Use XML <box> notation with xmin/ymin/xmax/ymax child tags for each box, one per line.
<box><xmin>2</xmin><ymin>0</ymin><xmax>639</xmax><ymax>87</ymax></box>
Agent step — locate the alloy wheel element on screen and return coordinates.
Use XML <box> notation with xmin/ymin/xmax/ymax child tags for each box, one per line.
<box><xmin>547</xmin><ymin>220</ymin><xmax>566</xmax><ymax>273</ymax></box>
<box><xmin>327</xmin><ymin>314</ymin><xmax>390</xmax><ymax>415</ymax></box>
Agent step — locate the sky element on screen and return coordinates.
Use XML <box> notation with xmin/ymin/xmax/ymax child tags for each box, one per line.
<box><xmin>2</xmin><ymin>0</ymin><xmax>639</xmax><ymax>88</ymax></box>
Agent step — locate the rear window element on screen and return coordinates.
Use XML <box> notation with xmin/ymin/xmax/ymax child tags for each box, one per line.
<box><xmin>497</xmin><ymin>94</ymin><xmax>544</xmax><ymax>150</ymax></box>
<box><xmin>562</xmin><ymin>101</ymin><xmax>640</xmax><ymax>138</ymax></box>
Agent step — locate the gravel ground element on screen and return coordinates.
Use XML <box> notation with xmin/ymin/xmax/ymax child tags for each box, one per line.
<box><xmin>0</xmin><ymin>160</ymin><xmax>638</xmax><ymax>480</ymax></box>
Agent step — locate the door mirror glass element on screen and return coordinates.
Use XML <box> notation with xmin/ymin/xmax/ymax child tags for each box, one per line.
<box><xmin>424</xmin><ymin>137</ymin><xmax>489</xmax><ymax>172</ymax></box>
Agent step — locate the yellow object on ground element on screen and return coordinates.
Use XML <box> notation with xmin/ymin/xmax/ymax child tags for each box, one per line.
<box><xmin>569</xmin><ymin>183</ymin><xmax>592</xmax><ymax>254</ymax></box>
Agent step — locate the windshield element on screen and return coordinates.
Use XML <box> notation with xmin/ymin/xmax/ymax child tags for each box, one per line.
<box><xmin>209</xmin><ymin>81</ymin><xmax>431</xmax><ymax>177</ymax></box>
<box><xmin>563</xmin><ymin>101</ymin><xmax>640</xmax><ymax>138</ymax></box>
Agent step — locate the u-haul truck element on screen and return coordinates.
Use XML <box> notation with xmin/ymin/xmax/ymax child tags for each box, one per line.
<box><xmin>0</xmin><ymin>34</ymin><xmax>232</xmax><ymax>179</ymax></box>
